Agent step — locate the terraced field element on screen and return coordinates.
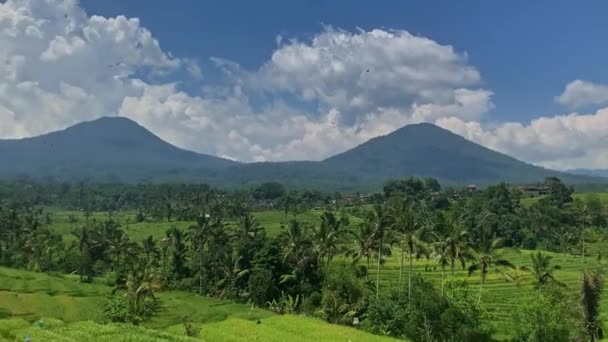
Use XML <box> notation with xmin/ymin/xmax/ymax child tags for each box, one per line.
<box><xmin>366</xmin><ymin>246</ymin><xmax>607</xmax><ymax>338</ymax></box>
<box><xmin>0</xmin><ymin>267</ymin><xmax>396</xmax><ymax>342</ymax></box>
<box><xmin>47</xmin><ymin>208</ymin><xmax>355</xmax><ymax>241</ymax></box>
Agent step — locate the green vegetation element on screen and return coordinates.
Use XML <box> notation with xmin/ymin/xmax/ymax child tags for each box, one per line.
<box><xmin>1</xmin><ymin>117</ymin><xmax>602</xmax><ymax>189</ymax></box>
<box><xmin>2</xmin><ymin>177</ymin><xmax>608</xmax><ymax>341</ymax></box>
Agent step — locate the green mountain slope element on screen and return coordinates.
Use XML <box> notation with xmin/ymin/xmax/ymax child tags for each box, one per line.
<box><xmin>0</xmin><ymin>117</ymin><xmax>601</xmax><ymax>188</ymax></box>
<box><xmin>323</xmin><ymin>122</ymin><xmax>587</xmax><ymax>185</ymax></box>
<box><xmin>0</xmin><ymin>117</ymin><xmax>239</xmax><ymax>182</ymax></box>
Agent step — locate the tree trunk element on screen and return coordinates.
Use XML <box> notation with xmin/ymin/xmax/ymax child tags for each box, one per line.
<box><xmin>408</xmin><ymin>249</ymin><xmax>413</xmax><ymax>300</ymax></box>
<box><xmin>366</xmin><ymin>255</ymin><xmax>370</xmax><ymax>281</ymax></box>
<box><xmin>399</xmin><ymin>242</ymin><xmax>404</xmax><ymax>289</ymax></box>
<box><xmin>199</xmin><ymin>249</ymin><xmax>204</xmax><ymax>295</ymax></box>
<box><xmin>478</xmin><ymin>274</ymin><xmax>484</xmax><ymax>304</ymax></box>
<box><xmin>451</xmin><ymin>259</ymin><xmax>456</xmax><ymax>295</ymax></box>
<box><xmin>441</xmin><ymin>267</ymin><xmax>445</xmax><ymax>297</ymax></box>
<box><xmin>376</xmin><ymin>238</ymin><xmax>382</xmax><ymax>299</ymax></box>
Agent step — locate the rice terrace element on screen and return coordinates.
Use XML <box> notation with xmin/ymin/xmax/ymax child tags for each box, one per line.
<box><xmin>2</xmin><ymin>0</ymin><xmax>608</xmax><ymax>341</ymax></box>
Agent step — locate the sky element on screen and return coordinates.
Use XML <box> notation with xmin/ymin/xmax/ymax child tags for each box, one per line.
<box><xmin>1</xmin><ymin>0</ymin><xmax>608</xmax><ymax>169</ymax></box>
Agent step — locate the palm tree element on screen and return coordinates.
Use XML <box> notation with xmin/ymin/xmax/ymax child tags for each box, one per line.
<box><xmin>468</xmin><ymin>227</ymin><xmax>516</xmax><ymax>303</ymax></box>
<box><xmin>141</xmin><ymin>235</ymin><xmax>159</xmax><ymax>268</ymax></box>
<box><xmin>187</xmin><ymin>214</ymin><xmax>212</xmax><ymax>295</ymax></box>
<box><xmin>112</xmin><ymin>267</ymin><xmax>165</xmax><ymax>324</ymax></box>
<box><xmin>367</xmin><ymin>205</ymin><xmax>394</xmax><ymax>299</ymax></box>
<box><xmin>346</xmin><ymin>223</ymin><xmax>376</xmax><ymax>280</ymax></box>
<box><xmin>431</xmin><ymin>238</ymin><xmax>450</xmax><ymax>297</ymax></box>
<box><xmin>71</xmin><ymin>226</ymin><xmax>100</xmax><ymax>282</ymax></box>
<box><xmin>234</xmin><ymin>213</ymin><xmax>263</xmax><ymax>242</ymax></box>
<box><xmin>581</xmin><ymin>270</ymin><xmax>604</xmax><ymax>342</ymax></box>
<box><xmin>107</xmin><ymin>232</ymin><xmax>137</xmax><ymax>281</ymax></box>
<box><xmin>216</xmin><ymin>253</ymin><xmax>250</xmax><ymax>299</ymax></box>
<box><xmin>554</xmin><ymin>228</ymin><xmax>575</xmax><ymax>261</ymax></box>
<box><xmin>279</xmin><ymin>219</ymin><xmax>312</xmax><ymax>264</ymax></box>
<box><xmin>389</xmin><ymin>198</ymin><xmax>426</xmax><ymax>299</ymax></box>
<box><xmin>524</xmin><ymin>252</ymin><xmax>564</xmax><ymax>289</ymax></box>
<box><xmin>313</xmin><ymin>211</ymin><xmax>346</xmax><ymax>265</ymax></box>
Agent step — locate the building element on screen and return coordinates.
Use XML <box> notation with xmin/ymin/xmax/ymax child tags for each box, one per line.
<box><xmin>517</xmin><ymin>185</ymin><xmax>550</xmax><ymax>196</ymax></box>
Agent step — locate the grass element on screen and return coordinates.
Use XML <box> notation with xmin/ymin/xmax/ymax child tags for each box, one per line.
<box><xmin>0</xmin><ymin>267</ymin><xmax>395</xmax><ymax>342</ymax></box>
<box><xmin>1</xmin><ymin>316</ymin><xmax>397</xmax><ymax>342</ymax></box>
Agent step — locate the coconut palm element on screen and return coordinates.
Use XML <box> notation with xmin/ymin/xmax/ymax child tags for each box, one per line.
<box><xmin>367</xmin><ymin>205</ymin><xmax>394</xmax><ymax>299</ymax></box>
<box><xmin>346</xmin><ymin>223</ymin><xmax>376</xmax><ymax>280</ymax></box>
<box><xmin>313</xmin><ymin>211</ymin><xmax>346</xmax><ymax>265</ymax></box>
<box><xmin>279</xmin><ymin>219</ymin><xmax>313</xmax><ymax>264</ymax></box>
<box><xmin>524</xmin><ymin>251</ymin><xmax>564</xmax><ymax>289</ymax></box>
<box><xmin>141</xmin><ymin>235</ymin><xmax>159</xmax><ymax>268</ymax></box>
<box><xmin>431</xmin><ymin>238</ymin><xmax>450</xmax><ymax>297</ymax></box>
<box><xmin>71</xmin><ymin>226</ymin><xmax>100</xmax><ymax>282</ymax></box>
<box><xmin>468</xmin><ymin>227</ymin><xmax>516</xmax><ymax>303</ymax></box>
<box><xmin>553</xmin><ymin>228</ymin><xmax>575</xmax><ymax>261</ymax></box>
<box><xmin>187</xmin><ymin>214</ymin><xmax>213</xmax><ymax>295</ymax></box>
<box><xmin>111</xmin><ymin>267</ymin><xmax>165</xmax><ymax>324</ymax></box>
<box><xmin>389</xmin><ymin>198</ymin><xmax>428</xmax><ymax>299</ymax></box>
<box><xmin>581</xmin><ymin>270</ymin><xmax>604</xmax><ymax>342</ymax></box>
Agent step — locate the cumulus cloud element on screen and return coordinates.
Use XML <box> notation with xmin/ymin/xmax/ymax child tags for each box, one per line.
<box><xmin>1</xmin><ymin>0</ymin><xmax>607</xmax><ymax>169</ymax></box>
<box><xmin>0</xmin><ymin>0</ymin><xmax>180</xmax><ymax>137</ymax></box>
<box><xmin>556</xmin><ymin>80</ymin><xmax>608</xmax><ymax>108</ymax></box>
<box><xmin>437</xmin><ymin>107</ymin><xmax>608</xmax><ymax>170</ymax></box>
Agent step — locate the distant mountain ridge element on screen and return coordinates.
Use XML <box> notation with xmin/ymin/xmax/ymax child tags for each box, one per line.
<box><xmin>0</xmin><ymin>116</ymin><xmax>602</xmax><ymax>189</ymax></box>
<box><xmin>0</xmin><ymin>117</ymin><xmax>238</xmax><ymax>182</ymax></box>
<box><xmin>568</xmin><ymin>169</ymin><xmax>608</xmax><ymax>178</ymax></box>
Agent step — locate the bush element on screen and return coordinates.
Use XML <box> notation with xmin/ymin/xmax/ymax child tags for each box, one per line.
<box><xmin>104</xmin><ymin>295</ymin><xmax>129</xmax><ymax>323</ymax></box>
<box><xmin>511</xmin><ymin>286</ymin><xmax>584</xmax><ymax>342</ymax></box>
<box><xmin>181</xmin><ymin>317</ymin><xmax>201</xmax><ymax>337</ymax></box>
<box><xmin>301</xmin><ymin>291</ymin><xmax>322</xmax><ymax>315</ymax></box>
<box><xmin>363</xmin><ymin>276</ymin><xmax>491</xmax><ymax>342</ymax></box>
<box><xmin>319</xmin><ymin>265</ymin><xmax>370</xmax><ymax>324</ymax></box>
<box><xmin>248</xmin><ymin>268</ymin><xmax>278</xmax><ymax>307</ymax></box>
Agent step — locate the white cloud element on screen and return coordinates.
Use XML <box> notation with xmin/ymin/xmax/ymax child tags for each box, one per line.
<box><xmin>437</xmin><ymin>107</ymin><xmax>608</xmax><ymax>170</ymax></box>
<box><xmin>556</xmin><ymin>79</ymin><xmax>608</xmax><ymax>108</ymax></box>
<box><xmin>1</xmin><ymin>0</ymin><xmax>607</xmax><ymax>169</ymax></box>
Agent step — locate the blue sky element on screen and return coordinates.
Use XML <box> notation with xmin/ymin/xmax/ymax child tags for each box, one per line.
<box><xmin>81</xmin><ymin>0</ymin><xmax>608</xmax><ymax>121</ymax></box>
<box><xmin>2</xmin><ymin>0</ymin><xmax>608</xmax><ymax>169</ymax></box>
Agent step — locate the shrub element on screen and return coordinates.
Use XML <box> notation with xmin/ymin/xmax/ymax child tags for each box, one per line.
<box><xmin>363</xmin><ymin>276</ymin><xmax>491</xmax><ymax>342</ymax></box>
<box><xmin>512</xmin><ymin>285</ymin><xmax>585</xmax><ymax>342</ymax></box>
<box><xmin>181</xmin><ymin>317</ymin><xmax>201</xmax><ymax>337</ymax></box>
<box><xmin>104</xmin><ymin>295</ymin><xmax>129</xmax><ymax>323</ymax></box>
<box><xmin>319</xmin><ymin>265</ymin><xmax>370</xmax><ymax>324</ymax></box>
<box><xmin>248</xmin><ymin>268</ymin><xmax>278</xmax><ymax>307</ymax></box>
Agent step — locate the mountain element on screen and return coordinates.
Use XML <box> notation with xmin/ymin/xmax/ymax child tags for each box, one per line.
<box><xmin>323</xmin><ymin>123</ymin><xmax>584</xmax><ymax>186</ymax></box>
<box><xmin>0</xmin><ymin>117</ymin><xmax>239</xmax><ymax>182</ymax></box>
<box><xmin>568</xmin><ymin>169</ymin><xmax>608</xmax><ymax>178</ymax></box>
<box><xmin>0</xmin><ymin>117</ymin><xmax>601</xmax><ymax>189</ymax></box>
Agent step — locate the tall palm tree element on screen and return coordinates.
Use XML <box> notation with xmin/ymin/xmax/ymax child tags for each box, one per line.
<box><xmin>581</xmin><ymin>270</ymin><xmax>604</xmax><ymax>342</ymax></box>
<box><xmin>389</xmin><ymin>198</ymin><xmax>426</xmax><ymax>299</ymax></box>
<box><xmin>234</xmin><ymin>213</ymin><xmax>263</xmax><ymax>242</ymax></box>
<box><xmin>367</xmin><ymin>205</ymin><xmax>394</xmax><ymax>299</ymax></box>
<box><xmin>524</xmin><ymin>252</ymin><xmax>564</xmax><ymax>289</ymax></box>
<box><xmin>553</xmin><ymin>228</ymin><xmax>575</xmax><ymax>261</ymax></box>
<box><xmin>279</xmin><ymin>219</ymin><xmax>312</xmax><ymax>264</ymax></box>
<box><xmin>71</xmin><ymin>226</ymin><xmax>100</xmax><ymax>282</ymax></box>
<box><xmin>187</xmin><ymin>214</ymin><xmax>212</xmax><ymax>295</ymax></box>
<box><xmin>346</xmin><ymin>223</ymin><xmax>376</xmax><ymax>280</ymax></box>
<box><xmin>141</xmin><ymin>235</ymin><xmax>159</xmax><ymax>268</ymax></box>
<box><xmin>468</xmin><ymin>227</ymin><xmax>516</xmax><ymax>303</ymax></box>
<box><xmin>431</xmin><ymin>237</ymin><xmax>450</xmax><ymax>297</ymax></box>
<box><xmin>313</xmin><ymin>211</ymin><xmax>346</xmax><ymax>265</ymax></box>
